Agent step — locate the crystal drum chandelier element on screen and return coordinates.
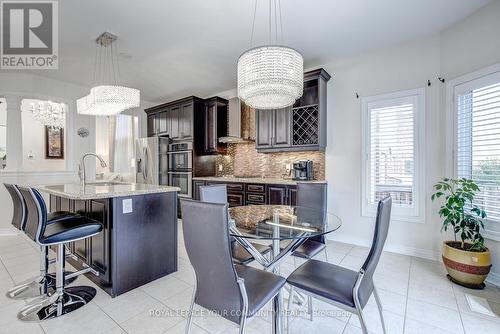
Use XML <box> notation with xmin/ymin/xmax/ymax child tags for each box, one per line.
<box><xmin>237</xmin><ymin>0</ymin><xmax>303</xmax><ymax>110</ymax></box>
<box><xmin>30</xmin><ymin>101</ymin><xmax>66</xmax><ymax>129</ymax></box>
<box><xmin>77</xmin><ymin>32</ymin><xmax>140</xmax><ymax>116</ymax></box>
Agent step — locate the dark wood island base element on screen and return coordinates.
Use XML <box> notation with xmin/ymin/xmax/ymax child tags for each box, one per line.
<box><xmin>49</xmin><ymin>191</ymin><xmax>178</xmax><ymax>297</ymax></box>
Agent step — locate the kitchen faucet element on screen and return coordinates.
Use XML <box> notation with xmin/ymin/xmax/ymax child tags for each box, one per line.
<box><xmin>79</xmin><ymin>153</ymin><xmax>108</xmax><ymax>187</ymax></box>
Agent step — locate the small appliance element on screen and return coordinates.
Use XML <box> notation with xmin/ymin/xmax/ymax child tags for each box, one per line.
<box><xmin>293</xmin><ymin>160</ymin><xmax>313</xmax><ymax>181</ymax></box>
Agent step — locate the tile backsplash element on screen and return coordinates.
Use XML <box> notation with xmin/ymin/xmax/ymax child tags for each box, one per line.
<box><xmin>215</xmin><ymin>142</ymin><xmax>325</xmax><ymax>180</ymax></box>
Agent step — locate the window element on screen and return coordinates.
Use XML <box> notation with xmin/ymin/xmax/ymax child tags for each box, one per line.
<box><xmin>453</xmin><ymin>70</ymin><xmax>500</xmax><ymax>225</ymax></box>
<box><xmin>362</xmin><ymin>88</ymin><xmax>425</xmax><ymax>221</ymax></box>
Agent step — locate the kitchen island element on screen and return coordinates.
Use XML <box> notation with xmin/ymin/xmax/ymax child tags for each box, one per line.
<box><xmin>37</xmin><ymin>182</ymin><xmax>180</xmax><ymax>297</ymax></box>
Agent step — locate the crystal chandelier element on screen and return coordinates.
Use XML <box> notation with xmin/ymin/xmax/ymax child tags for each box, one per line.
<box><xmin>77</xmin><ymin>32</ymin><xmax>140</xmax><ymax>116</ymax></box>
<box><xmin>237</xmin><ymin>0</ymin><xmax>303</xmax><ymax>110</ymax></box>
<box><xmin>30</xmin><ymin>101</ymin><xmax>66</xmax><ymax>129</ymax></box>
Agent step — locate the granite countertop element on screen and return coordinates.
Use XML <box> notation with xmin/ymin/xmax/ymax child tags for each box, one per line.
<box><xmin>192</xmin><ymin>176</ymin><xmax>327</xmax><ymax>185</ymax></box>
<box><xmin>36</xmin><ymin>182</ymin><xmax>180</xmax><ymax>200</ymax></box>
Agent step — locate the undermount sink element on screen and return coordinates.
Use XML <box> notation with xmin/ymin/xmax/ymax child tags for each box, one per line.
<box><xmin>85</xmin><ymin>181</ymin><xmax>130</xmax><ymax>186</ymax></box>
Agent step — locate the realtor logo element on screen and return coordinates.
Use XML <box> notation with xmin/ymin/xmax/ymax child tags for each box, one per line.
<box><xmin>1</xmin><ymin>0</ymin><xmax>58</xmax><ymax>69</ymax></box>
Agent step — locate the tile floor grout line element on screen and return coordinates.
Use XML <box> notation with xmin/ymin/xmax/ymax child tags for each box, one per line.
<box><xmin>401</xmin><ymin>256</ymin><xmax>413</xmax><ymax>333</ymax></box>
<box><xmin>92</xmin><ymin>301</ymin><xmax>131</xmax><ymax>334</ymax></box>
<box><xmin>450</xmin><ymin>279</ymin><xmax>468</xmax><ymax>334</ymax></box>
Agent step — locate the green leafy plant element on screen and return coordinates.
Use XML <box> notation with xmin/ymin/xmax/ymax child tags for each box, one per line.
<box><xmin>431</xmin><ymin>178</ymin><xmax>487</xmax><ymax>251</ymax></box>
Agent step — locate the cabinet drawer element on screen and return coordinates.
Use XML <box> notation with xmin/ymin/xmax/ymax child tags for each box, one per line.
<box><xmin>226</xmin><ymin>183</ymin><xmax>244</xmax><ymax>193</ymax></box>
<box><xmin>246</xmin><ymin>193</ymin><xmax>265</xmax><ymax>204</ymax></box>
<box><xmin>227</xmin><ymin>194</ymin><xmax>244</xmax><ymax>207</ymax></box>
<box><xmin>246</xmin><ymin>184</ymin><xmax>265</xmax><ymax>193</ymax></box>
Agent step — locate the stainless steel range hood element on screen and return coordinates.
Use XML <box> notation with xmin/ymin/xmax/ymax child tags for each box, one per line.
<box><xmin>218</xmin><ymin>97</ymin><xmax>255</xmax><ymax>143</ymax></box>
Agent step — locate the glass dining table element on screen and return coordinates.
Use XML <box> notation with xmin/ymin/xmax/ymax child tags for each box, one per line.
<box><xmin>228</xmin><ymin>205</ymin><xmax>342</xmax><ymax>334</ymax></box>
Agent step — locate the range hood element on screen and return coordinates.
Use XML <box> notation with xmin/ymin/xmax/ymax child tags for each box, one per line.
<box><xmin>218</xmin><ymin>97</ymin><xmax>255</xmax><ymax>143</ymax></box>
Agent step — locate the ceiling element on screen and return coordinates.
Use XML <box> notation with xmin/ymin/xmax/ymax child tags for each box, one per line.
<box><xmin>30</xmin><ymin>0</ymin><xmax>490</xmax><ymax>102</ymax></box>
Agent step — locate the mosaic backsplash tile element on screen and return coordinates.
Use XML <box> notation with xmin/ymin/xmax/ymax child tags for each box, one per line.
<box><xmin>215</xmin><ymin>142</ymin><xmax>325</xmax><ymax>180</ymax></box>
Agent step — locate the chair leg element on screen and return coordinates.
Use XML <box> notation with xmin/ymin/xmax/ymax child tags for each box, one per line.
<box><xmin>239</xmin><ymin>314</ymin><xmax>247</xmax><ymax>334</ymax></box>
<box><xmin>287</xmin><ymin>286</ymin><xmax>295</xmax><ymax>334</ymax></box>
<box><xmin>324</xmin><ymin>248</ymin><xmax>329</xmax><ymax>262</ymax></box>
<box><xmin>354</xmin><ymin>299</ymin><xmax>369</xmax><ymax>334</ymax></box>
<box><xmin>307</xmin><ymin>295</ymin><xmax>313</xmax><ymax>321</ymax></box>
<box><xmin>373</xmin><ymin>286</ymin><xmax>387</xmax><ymax>334</ymax></box>
<box><xmin>185</xmin><ymin>288</ymin><xmax>196</xmax><ymax>334</ymax></box>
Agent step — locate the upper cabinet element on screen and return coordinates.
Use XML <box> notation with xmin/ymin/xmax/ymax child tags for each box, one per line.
<box><xmin>256</xmin><ymin>68</ymin><xmax>331</xmax><ymax>152</ymax></box>
<box><xmin>202</xmin><ymin>97</ymin><xmax>228</xmax><ymax>154</ymax></box>
<box><xmin>145</xmin><ymin>96</ymin><xmax>204</xmax><ymax>140</ymax></box>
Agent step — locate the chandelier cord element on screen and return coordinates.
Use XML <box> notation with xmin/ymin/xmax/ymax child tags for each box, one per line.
<box><xmin>268</xmin><ymin>0</ymin><xmax>271</xmax><ymax>44</ymax></box>
<box><xmin>250</xmin><ymin>0</ymin><xmax>258</xmax><ymax>46</ymax></box>
<box><xmin>278</xmin><ymin>0</ymin><xmax>284</xmax><ymax>42</ymax></box>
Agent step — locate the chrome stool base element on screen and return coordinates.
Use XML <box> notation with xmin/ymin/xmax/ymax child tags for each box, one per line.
<box><xmin>6</xmin><ymin>271</ymin><xmax>77</xmax><ymax>299</ymax></box>
<box><xmin>17</xmin><ymin>286</ymin><xmax>96</xmax><ymax>322</ymax></box>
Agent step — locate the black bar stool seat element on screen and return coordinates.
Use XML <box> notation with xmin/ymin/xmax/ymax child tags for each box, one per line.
<box><xmin>40</xmin><ymin>218</ymin><xmax>102</xmax><ymax>245</ymax></box>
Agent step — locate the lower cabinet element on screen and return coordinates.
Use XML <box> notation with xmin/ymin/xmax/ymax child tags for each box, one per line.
<box><xmin>267</xmin><ymin>185</ymin><xmax>297</xmax><ymax>206</ymax></box>
<box><xmin>192</xmin><ymin>180</ymin><xmax>296</xmax><ymax>206</ymax></box>
<box><xmin>49</xmin><ymin>196</ymin><xmax>111</xmax><ymax>284</ymax></box>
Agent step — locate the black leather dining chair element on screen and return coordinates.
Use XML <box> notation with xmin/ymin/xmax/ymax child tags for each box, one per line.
<box><xmin>3</xmin><ymin>183</ymin><xmax>78</xmax><ymax>299</ymax></box>
<box><xmin>287</xmin><ymin>182</ymin><xmax>328</xmax><ymax>260</ymax></box>
<box><xmin>181</xmin><ymin>199</ymin><xmax>286</xmax><ymax>334</ymax></box>
<box><xmin>286</xmin><ymin>197</ymin><xmax>392</xmax><ymax>334</ymax></box>
<box><xmin>199</xmin><ymin>184</ymin><xmax>271</xmax><ymax>265</ymax></box>
<box><xmin>16</xmin><ymin>186</ymin><xmax>103</xmax><ymax>321</ymax></box>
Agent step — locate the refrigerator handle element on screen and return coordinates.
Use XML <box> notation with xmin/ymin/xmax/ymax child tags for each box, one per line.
<box><xmin>143</xmin><ymin>147</ymin><xmax>149</xmax><ymax>180</ymax></box>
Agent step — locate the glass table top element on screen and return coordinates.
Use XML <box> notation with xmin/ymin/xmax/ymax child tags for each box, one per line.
<box><xmin>228</xmin><ymin>205</ymin><xmax>342</xmax><ymax>240</ymax></box>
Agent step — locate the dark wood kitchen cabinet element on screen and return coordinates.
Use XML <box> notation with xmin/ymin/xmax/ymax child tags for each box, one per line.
<box><xmin>49</xmin><ymin>196</ymin><xmax>111</xmax><ymax>284</ymax></box>
<box><xmin>145</xmin><ymin>96</ymin><xmax>204</xmax><ymax>140</ymax></box>
<box><xmin>256</xmin><ymin>68</ymin><xmax>331</xmax><ymax>152</ymax></box>
<box><xmin>203</xmin><ymin>97</ymin><xmax>228</xmax><ymax>154</ymax></box>
<box><xmin>192</xmin><ymin>180</ymin><xmax>297</xmax><ymax>206</ymax></box>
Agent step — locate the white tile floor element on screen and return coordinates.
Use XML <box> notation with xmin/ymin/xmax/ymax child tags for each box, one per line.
<box><xmin>1</xmin><ymin>224</ymin><xmax>500</xmax><ymax>334</ymax></box>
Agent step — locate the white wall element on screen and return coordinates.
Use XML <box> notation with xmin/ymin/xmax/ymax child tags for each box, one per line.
<box><xmin>323</xmin><ymin>0</ymin><xmax>500</xmax><ymax>285</ymax></box>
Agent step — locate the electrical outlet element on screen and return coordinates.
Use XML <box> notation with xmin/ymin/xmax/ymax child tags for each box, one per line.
<box><xmin>218</xmin><ymin>164</ymin><xmax>223</xmax><ymax>172</ymax></box>
<box><xmin>122</xmin><ymin>198</ymin><xmax>133</xmax><ymax>214</ymax></box>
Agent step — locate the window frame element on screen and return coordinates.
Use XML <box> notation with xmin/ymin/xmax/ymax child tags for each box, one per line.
<box><xmin>446</xmin><ymin>63</ymin><xmax>500</xmax><ymax>240</ymax></box>
<box><xmin>361</xmin><ymin>88</ymin><xmax>426</xmax><ymax>223</ymax></box>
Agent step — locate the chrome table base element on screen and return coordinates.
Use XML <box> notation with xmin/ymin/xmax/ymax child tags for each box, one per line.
<box><xmin>17</xmin><ymin>286</ymin><xmax>96</xmax><ymax>322</ymax></box>
<box><xmin>6</xmin><ymin>271</ymin><xmax>77</xmax><ymax>299</ymax></box>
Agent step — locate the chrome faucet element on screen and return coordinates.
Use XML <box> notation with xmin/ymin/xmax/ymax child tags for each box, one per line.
<box><xmin>79</xmin><ymin>153</ymin><xmax>107</xmax><ymax>187</ymax></box>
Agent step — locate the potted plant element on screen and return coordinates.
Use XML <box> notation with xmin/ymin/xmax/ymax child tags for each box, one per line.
<box><xmin>431</xmin><ymin>177</ymin><xmax>491</xmax><ymax>289</ymax></box>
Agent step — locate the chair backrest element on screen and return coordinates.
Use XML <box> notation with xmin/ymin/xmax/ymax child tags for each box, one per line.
<box><xmin>4</xmin><ymin>183</ymin><xmax>26</xmax><ymax>231</ymax></box>
<box><xmin>180</xmin><ymin>199</ymin><xmax>243</xmax><ymax>324</ymax></box>
<box><xmin>199</xmin><ymin>184</ymin><xmax>227</xmax><ymax>204</ymax></box>
<box><xmin>357</xmin><ymin>196</ymin><xmax>392</xmax><ymax>307</ymax></box>
<box><xmin>296</xmin><ymin>182</ymin><xmax>328</xmax><ymax>243</ymax></box>
<box><xmin>17</xmin><ymin>186</ymin><xmax>48</xmax><ymax>242</ymax></box>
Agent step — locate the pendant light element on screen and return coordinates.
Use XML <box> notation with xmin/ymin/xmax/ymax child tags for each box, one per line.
<box><xmin>77</xmin><ymin>32</ymin><xmax>140</xmax><ymax>116</ymax></box>
<box><xmin>238</xmin><ymin>0</ymin><xmax>303</xmax><ymax>110</ymax></box>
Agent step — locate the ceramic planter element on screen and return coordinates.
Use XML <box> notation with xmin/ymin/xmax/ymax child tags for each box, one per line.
<box><xmin>442</xmin><ymin>241</ymin><xmax>491</xmax><ymax>289</ymax></box>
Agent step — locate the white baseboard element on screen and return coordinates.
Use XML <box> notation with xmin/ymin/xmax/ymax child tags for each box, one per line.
<box><xmin>328</xmin><ymin>234</ymin><xmax>441</xmax><ymax>261</ymax></box>
<box><xmin>486</xmin><ymin>271</ymin><xmax>500</xmax><ymax>287</ymax></box>
<box><xmin>0</xmin><ymin>228</ymin><xmax>18</xmax><ymax>236</ymax></box>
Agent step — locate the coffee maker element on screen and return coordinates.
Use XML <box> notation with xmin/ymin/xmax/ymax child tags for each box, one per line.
<box><xmin>293</xmin><ymin>160</ymin><xmax>313</xmax><ymax>181</ymax></box>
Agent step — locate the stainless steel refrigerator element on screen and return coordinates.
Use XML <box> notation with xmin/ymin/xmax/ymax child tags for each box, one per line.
<box><xmin>135</xmin><ymin>137</ymin><xmax>169</xmax><ymax>185</ymax></box>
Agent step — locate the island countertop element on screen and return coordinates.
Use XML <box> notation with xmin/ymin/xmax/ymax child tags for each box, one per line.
<box><xmin>36</xmin><ymin>182</ymin><xmax>180</xmax><ymax>200</ymax></box>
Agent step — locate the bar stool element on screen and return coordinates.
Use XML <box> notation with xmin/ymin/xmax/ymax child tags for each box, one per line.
<box><xmin>3</xmin><ymin>183</ymin><xmax>79</xmax><ymax>299</ymax></box>
<box><xmin>15</xmin><ymin>186</ymin><xmax>103</xmax><ymax>321</ymax></box>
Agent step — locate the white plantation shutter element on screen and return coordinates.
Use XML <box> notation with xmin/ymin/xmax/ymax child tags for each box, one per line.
<box><xmin>362</xmin><ymin>89</ymin><xmax>424</xmax><ymax>220</ymax></box>
<box><xmin>369</xmin><ymin>103</ymin><xmax>414</xmax><ymax>206</ymax></box>
<box><xmin>455</xmin><ymin>72</ymin><xmax>500</xmax><ymax>222</ymax></box>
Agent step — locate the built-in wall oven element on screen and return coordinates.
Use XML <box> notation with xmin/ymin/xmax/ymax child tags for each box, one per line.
<box><xmin>167</xmin><ymin>142</ymin><xmax>193</xmax><ymax>198</ymax></box>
